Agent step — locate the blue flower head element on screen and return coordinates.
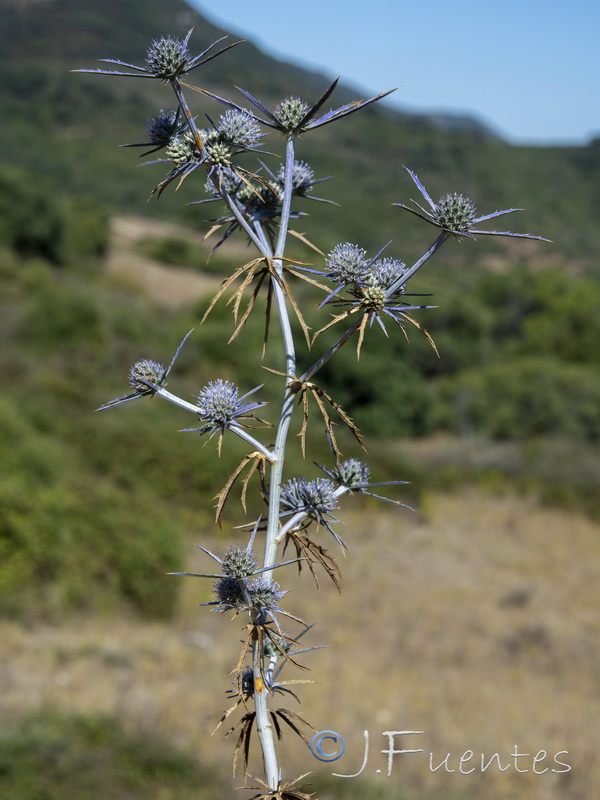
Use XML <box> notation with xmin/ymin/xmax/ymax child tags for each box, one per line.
<box><xmin>325</xmin><ymin>243</ymin><xmax>370</xmax><ymax>286</ymax></box>
<box><xmin>394</xmin><ymin>168</ymin><xmax>550</xmax><ymax>241</ymax></box>
<box><xmin>97</xmin><ymin>330</ymin><xmax>192</xmax><ymax>412</ymax></box>
<box><xmin>280</xmin><ymin>477</ymin><xmax>344</xmax><ymax>546</ymax></box>
<box><xmin>192</xmin><ymin>379</ymin><xmax>266</xmax><ymax>437</ymax></box>
<box><xmin>76</xmin><ymin>30</ymin><xmax>241</xmax><ymax>81</ymax></box>
<box><xmin>317</xmin><ymin>459</ymin><xmax>412</xmax><ymax>509</ymax></box>
<box><xmin>196</xmin><ymin>79</ymin><xmax>396</xmax><ymax>135</ymax></box>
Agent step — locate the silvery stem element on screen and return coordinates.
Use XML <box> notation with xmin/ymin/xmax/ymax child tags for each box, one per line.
<box><xmin>386</xmin><ymin>230</ymin><xmax>451</xmax><ymax>297</ymax></box>
<box><xmin>229</xmin><ymin>424</ymin><xmax>277</xmax><ymax>462</ymax></box>
<box><xmin>254</xmin><ymin>134</ymin><xmax>298</xmax><ymax>791</ymax></box>
<box><xmin>169</xmin><ymin>78</ymin><xmax>205</xmax><ymax>154</ymax></box>
<box><xmin>263</xmin><ymin>135</ymin><xmax>298</xmax><ymax>573</ymax></box>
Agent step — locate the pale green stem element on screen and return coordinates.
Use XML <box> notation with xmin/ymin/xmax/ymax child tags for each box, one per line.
<box><xmin>386</xmin><ymin>230</ymin><xmax>451</xmax><ymax>296</ymax></box>
<box><xmin>299</xmin><ymin>317</ymin><xmax>363</xmax><ymax>385</ymax></box>
<box><xmin>170</xmin><ymin>78</ymin><xmax>204</xmax><ymax>154</ymax></box>
<box><xmin>252</xmin><ymin>135</ymin><xmax>298</xmax><ymax>792</ymax></box>
<box><xmin>224</xmin><ymin>190</ymin><xmax>267</xmax><ymax>253</ymax></box>
<box><xmin>263</xmin><ymin>135</ymin><xmax>297</xmax><ymax>574</ymax></box>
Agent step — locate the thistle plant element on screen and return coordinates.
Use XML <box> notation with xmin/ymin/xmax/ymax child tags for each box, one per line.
<box><xmin>78</xmin><ymin>28</ymin><xmax>547</xmax><ymax>799</ymax></box>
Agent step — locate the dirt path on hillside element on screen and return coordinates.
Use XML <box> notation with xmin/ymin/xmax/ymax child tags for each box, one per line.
<box><xmin>105</xmin><ymin>216</ymin><xmax>236</xmax><ymax>308</ymax></box>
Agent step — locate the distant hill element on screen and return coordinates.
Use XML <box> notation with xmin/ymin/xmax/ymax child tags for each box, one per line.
<box><xmin>3</xmin><ymin>0</ymin><xmax>600</xmax><ymax>632</ymax></box>
<box><xmin>1</xmin><ymin>0</ymin><xmax>600</xmax><ymax>273</ymax></box>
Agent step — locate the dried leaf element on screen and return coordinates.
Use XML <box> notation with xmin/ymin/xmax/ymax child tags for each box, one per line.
<box><xmin>355</xmin><ymin>313</ymin><xmax>369</xmax><ymax>359</ymax></box>
<box><xmin>311</xmin><ymin>307</ymin><xmax>356</xmax><ymax>345</ymax></box>
<box><xmin>402</xmin><ymin>312</ymin><xmax>439</xmax><ymax>356</ymax></box>
<box><xmin>288</xmin><ymin>227</ymin><xmax>325</xmax><ymax>256</ymax></box>
<box><xmin>201</xmin><ymin>258</ymin><xmax>262</xmax><ymax>324</ymax></box>
<box><xmin>214</xmin><ymin>452</ymin><xmax>269</xmax><ymax>526</ymax></box>
<box><xmin>273</xmin><ymin>708</ymin><xmax>316</xmax><ymax>745</ymax></box>
<box><xmin>283</xmin><ymin>530</ymin><xmax>342</xmax><ymax>592</ymax></box>
<box><xmin>313</xmin><ymin>384</ymin><xmax>366</xmax><ymax>452</ymax></box>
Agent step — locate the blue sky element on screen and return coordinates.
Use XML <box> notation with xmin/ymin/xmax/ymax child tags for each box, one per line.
<box><xmin>189</xmin><ymin>0</ymin><xmax>599</xmax><ymax>146</ymax></box>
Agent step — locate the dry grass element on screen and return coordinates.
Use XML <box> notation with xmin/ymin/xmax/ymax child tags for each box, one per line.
<box><xmin>2</xmin><ymin>488</ymin><xmax>599</xmax><ymax>799</ymax></box>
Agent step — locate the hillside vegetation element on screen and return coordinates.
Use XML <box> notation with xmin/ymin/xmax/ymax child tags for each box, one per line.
<box><xmin>1</xmin><ymin>0</ymin><xmax>598</xmax><ymax>627</ymax></box>
<box><xmin>1</xmin><ymin>2</ymin><xmax>599</xmax><ymax>798</ymax></box>
<box><xmin>1</xmin><ymin>0</ymin><xmax>600</xmax><ymax>620</ymax></box>
<box><xmin>1</xmin><ymin>0</ymin><xmax>599</xmax><ymax>270</ymax></box>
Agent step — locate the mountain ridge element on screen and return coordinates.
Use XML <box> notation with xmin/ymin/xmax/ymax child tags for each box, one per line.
<box><xmin>0</xmin><ymin>0</ymin><xmax>500</xmax><ymax>139</ymax></box>
<box><xmin>1</xmin><ymin>0</ymin><xmax>599</xmax><ymax>272</ymax></box>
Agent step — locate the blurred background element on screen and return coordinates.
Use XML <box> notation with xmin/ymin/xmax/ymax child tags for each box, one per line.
<box><xmin>1</xmin><ymin>1</ymin><xmax>599</xmax><ymax>798</ymax></box>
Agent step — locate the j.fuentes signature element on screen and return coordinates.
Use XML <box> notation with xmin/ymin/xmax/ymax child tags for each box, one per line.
<box><xmin>310</xmin><ymin>730</ymin><xmax>571</xmax><ymax>776</ymax></box>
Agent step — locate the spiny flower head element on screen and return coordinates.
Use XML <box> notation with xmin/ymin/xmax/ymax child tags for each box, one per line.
<box><xmin>196</xmin><ymin>127</ymin><xmax>234</xmax><ymax>164</ymax></box>
<box><xmin>165</xmin><ymin>127</ymin><xmax>237</xmax><ymax>168</ymax></box>
<box><xmin>350</xmin><ymin>257</ymin><xmax>408</xmax><ymax>306</ymax></box>
<box><xmin>332</xmin><ymin>458</ymin><xmax>371</xmax><ymax>489</ymax></box>
<box><xmin>433</xmin><ymin>193</ymin><xmax>477</xmax><ymax>232</ymax></box>
<box><xmin>367</xmin><ymin>257</ymin><xmax>407</xmax><ymax>293</ymax></box>
<box><xmin>196</xmin><ymin>379</ymin><xmax>241</xmax><ymax>425</ymax></box>
<box><xmin>128</xmin><ymin>358</ymin><xmax>166</xmax><ymax>393</ymax></box>
<box><xmin>97</xmin><ymin>330</ymin><xmax>193</xmax><ymax>412</ymax></box>
<box><xmin>276</xmin><ymin>160</ymin><xmax>315</xmax><ymax>196</ymax></box>
<box><xmin>280</xmin><ymin>477</ymin><xmax>344</xmax><ymax>547</ymax></box>
<box><xmin>187</xmin><ymin>380</ymin><xmax>267</xmax><ymax>439</ymax></box>
<box><xmin>221</xmin><ymin>545</ymin><xmax>259</xmax><ymax>578</ymax></box>
<box><xmin>196</xmin><ymin>79</ymin><xmax>395</xmax><ymax>136</ymax></box>
<box><xmin>171</xmin><ymin>527</ymin><xmax>299</xmax><ymax>618</ymax></box>
<box><xmin>76</xmin><ymin>31</ymin><xmax>241</xmax><ymax>82</ymax></box>
<box><xmin>394</xmin><ymin>167</ymin><xmax>550</xmax><ymax>241</ymax></box>
<box><xmin>357</xmin><ymin>284</ymin><xmax>387</xmax><ymax>311</ymax></box>
<box><xmin>317</xmin><ymin>460</ymin><xmax>412</xmax><ymax>509</ymax></box>
<box><xmin>217</xmin><ymin>109</ymin><xmax>263</xmax><ymax>149</ymax></box>
<box><xmin>203</xmin><ymin>139</ymin><xmax>233</xmax><ymax>167</ymax></box>
<box><xmin>211</xmin><ymin>575</ymin><xmax>287</xmax><ymax>615</ymax></box>
<box><xmin>274</xmin><ymin>96</ymin><xmax>310</xmax><ymax>131</ymax></box>
<box><xmin>165</xmin><ymin>133</ymin><xmax>196</xmax><ymax>165</ymax></box>
<box><xmin>120</xmin><ymin>110</ymin><xmax>188</xmax><ymax>156</ymax></box>
<box><xmin>280</xmin><ymin>478</ymin><xmax>339</xmax><ymax>517</ymax></box>
<box><xmin>146</xmin><ymin>33</ymin><xmax>191</xmax><ymax>78</ymax></box>
<box><xmin>325</xmin><ymin>243</ymin><xmax>370</xmax><ymax>286</ymax></box>
<box><xmin>145</xmin><ymin>109</ymin><xmax>181</xmax><ymax>146</ymax></box>
<box><xmin>247</xmin><ymin>578</ymin><xmax>286</xmax><ymax>611</ymax></box>
<box><xmin>213</xmin><ymin>576</ymin><xmax>245</xmax><ymax>610</ymax></box>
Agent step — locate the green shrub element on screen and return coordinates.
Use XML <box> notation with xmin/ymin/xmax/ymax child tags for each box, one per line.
<box><xmin>440</xmin><ymin>357</ymin><xmax>600</xmax><ymax>440</ymax></box>
<box><xmin>0</xmin><ymin>167</ymin><xmax>109</xmax><ymax>266</ymax></box>
<box><xmin>319</xmin><ymin>339</ymin><xmax>435</xmax><ymax>438</ymax></box>
<box><xmin>137</xmin><ymin>235</ymin><xmax>199</xmax><ymax>267</ymax></box>
<box><xmin>0</xmin><ymin>396</ymin><xmax>183</xmax><ymax>620</ymax></box>
<box><xmin>0</xmin><ymin>711</ymin><xmax>226</xmax><ymax>800</ymax></box>
<box><xmin>20</xmin><ymin>269</ymin><xmax>110</xmax><ymax>352</ymax></box>
<box><xmin>0</xmin><ymin>167</ymin><xmax>63</xmax><ymax>263</ymax></box>
<box><xmin>61</xmin><ymin>194</ymin><xmax>110</xmax><ymax>264</ymax></box>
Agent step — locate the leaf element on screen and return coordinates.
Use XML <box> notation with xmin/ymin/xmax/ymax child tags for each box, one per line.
<box><xmin>282</xmin><ymin>530</ymin><xmax>342</xmax><ymax>592</ymax></box>
<box><xmin>214</xmin><ymin>452</ymin><xmax>268</xmax><ymax>526</ymax></box>
<box><xmin>287</xmin><ymin>228</ymin><xmax>325</xmax><ymax>256</ymax></box>
<box><xmin>402</xmin><ymin>312</ymin><xmax>439</xmax><ymax>356</ymax></box>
